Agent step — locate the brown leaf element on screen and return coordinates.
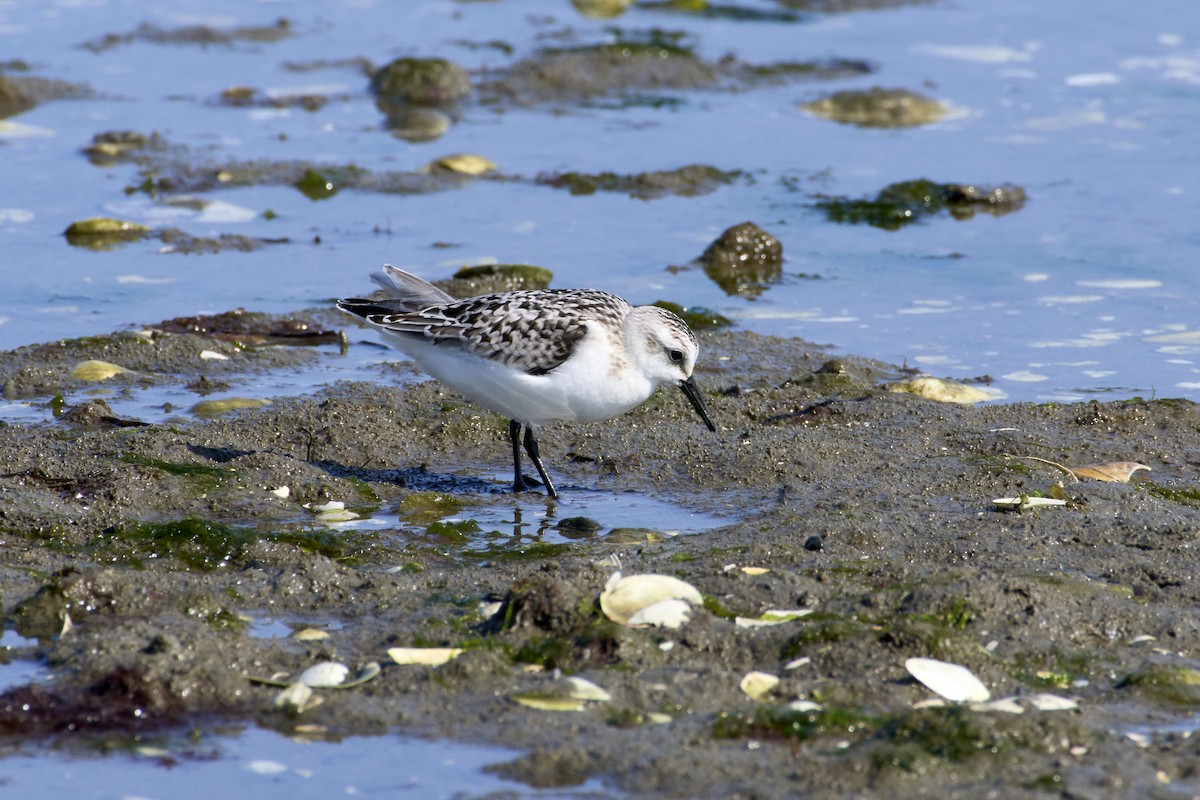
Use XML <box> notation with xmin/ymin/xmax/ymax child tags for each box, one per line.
<box><xmin>1070</xmin><ymin>462</ymin><xmax>1151</xmax><ymax>483</ymax></box>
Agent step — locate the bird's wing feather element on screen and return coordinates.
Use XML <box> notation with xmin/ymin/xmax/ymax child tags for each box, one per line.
<box><xmin>340</xmin><ymin>289</ymin><xmax>629</xmax><ymax>375</ymax></box>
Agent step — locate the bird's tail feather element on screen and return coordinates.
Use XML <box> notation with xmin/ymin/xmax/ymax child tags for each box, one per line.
<box><xmin>367</xmin><ymin>264</ymin><xmax>454</xmax><ymax>311</ymax></box>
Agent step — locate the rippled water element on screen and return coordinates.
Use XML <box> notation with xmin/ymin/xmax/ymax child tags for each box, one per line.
<box><xmin>1</xmin><ymin>0</ymin><xmax>1197</xmax><ymax>403</ymax></box>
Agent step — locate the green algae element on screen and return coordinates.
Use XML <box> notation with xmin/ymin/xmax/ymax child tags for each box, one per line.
<box><xmin>1142</xmin><ymin>482</ymin><xmax>1200</xmax><ymax>506</ymax></box>
<box><xmin>815</xmin><ymin>179</ymin><xmax>1027</xmax><ymax>230</ymax></box>
<box><xmin>538</xmin><ymin>164</ymin><xmax>740</xmax><ymax>199</ymax></box>
<box><xmin>295</xmin><ymin>166</ymin><xmax>366</xmax><ymax>200</ymax></box>
<box><xmin>397</xmin><ymin>492</ymin><xmax>464</xmax><ymax>524</ymax></box>
<box><xmin>713</xmin><ymin>704</ymin><xmax>870</xmax><ymax>742</ymax></box>
<box><xmin>93</xmin><ymin>518</ymin><xmax>380</xmax><ymax>571</ymax></box>
<box><xmin>653</xmin><ymin>300</ymin><xmax>732</xmax><ymax>331</ymax></box>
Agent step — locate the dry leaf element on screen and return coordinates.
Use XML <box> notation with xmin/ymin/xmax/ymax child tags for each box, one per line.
<box><xmin>1070</xmin><ymin>462</ymin><xmax>1150</xmax><ymax>483</ymax></box>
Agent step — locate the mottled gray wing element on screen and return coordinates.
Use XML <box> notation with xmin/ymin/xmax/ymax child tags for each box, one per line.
<box><xmin>347</xmin><ymin>290</ymin><xmax>628</xmax><ymax>375</ymax></box>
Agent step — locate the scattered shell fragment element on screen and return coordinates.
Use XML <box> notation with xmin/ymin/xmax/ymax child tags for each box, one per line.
<box><xmin>269</xmin><ymin>486</ymin><xmax>291</xmax><ymax>499</ymax></box>
<box><xmin>740</xmin><ymin>671</ymin><xmax>780</xmax><ymax>701</ymax></box>
<box><xmin>784</xmin><ymin>657</ymin><xmax>811</xmax><ymax>670</ymax></box>
<box><xmin>426</xmin><ymin>153</ymin><xmax>497</xmax><ymax>175</ymax></box>
<box><xmin>387</xmin><ymin>647</ymin><xmax>464</xmax><ymax>666</ymax></box>
<box><xmin>246</xmin><ymin>759</ymin><xmax>290</xmax><ymax>775</ymax></box>
<box><xmin>297</xmin><ymin>661</ymin><xmax>350</xmax><ymax>688</ymax></box>
<box><xmin>190</xmin><ymin>397</ymin><xmax>271</xmax><ymax>417</ymax></box>
<box><xmin>786</xmin><ymin>699</ymin><xmax>823</xmax><ymax>712</ymax></box>
<box><xmin>599</xmin><ymin>572</ymin><xmax>703</xmax><ymax>627</ymax></box>
<box><xmin>992</xmin><ymin>495</ymin><xmax>1069</xmax><ymax>511</ymax></box>
<box><xmin>887</xmin><ymin>377</ymin><xmax>992</xmax><ymax>404</ymax></box>
<box><xmin>512</xmin><ymin>676</ymin><xmax>612</xmax><ymax>711</ymax></box>
<box><xmin>1029</xmin><ymin>693</ymin><xmax>1079</xmax><ymax>711</ymax></box>
<box><xmin>307</xmin><ymin>499</ymin><xmax>359</xmax><ymax>522</ymax></box>
<box><xmin>1129</xmin><ymin>635</ymin><xmax>1157</xmax><ymax>645</ymax></box>
<box><xmin>905</xmin><ymin>657</ymin><xmax>991</xmax><ymax>703</ymax></box>
<box><xmin>1070</xmin><ymin>462</ymin><xmax>1150</xmax><ymax>483</ymax></box>
<box><xmin>970</xmin><ymin>697</ymin><xmax>1025</xmax><ymax>714</ymax></box>
<box><xmin>200</xmin><ymin>349</ymin><xmax>230</xmax><ymax>361</ymax></box>
<box><xmin>71</xmin><ymin>360</ymin><xmax>129</xmax><ymax>382</ymax></box>
<box><xmin>628</xmin><ymin>599</ymin><xmax>694</xmax><ymax>629</ymax></box>
<box><xmin>291</xmin><ymin>627</ymin><xmax>328</xmax><ymax>642</ymax></box>
<box><xmin>741</xmin><ymin>566</ymin><xmax>771</xmax><ymax>576</ymax></box>
<box><xmin>273</xmin><ymin>682</ymin><xmax>317</xmax><ymax>711</ymax></box>
<box><xmin>735</xmin><ymin>609</ymin><xmax>813</xmax><ymax>628</ymax></box>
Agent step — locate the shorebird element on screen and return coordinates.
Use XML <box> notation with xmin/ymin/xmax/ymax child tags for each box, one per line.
<box><xmin>338</xmin><ymin>265</ymin><xmax>716</xmax><ymax>497</ymax></box>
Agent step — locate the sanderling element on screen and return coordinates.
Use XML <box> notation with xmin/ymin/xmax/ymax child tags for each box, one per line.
<box><xmin>338</xmin><ymin>265</ymin><xmax>717</xmax><ymax>497</ymax></box>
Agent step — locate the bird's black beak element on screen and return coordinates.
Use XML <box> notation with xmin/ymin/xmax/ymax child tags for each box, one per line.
<box><xmin>679</xmin><ymin>376</ymin><xmax>717</xmax><ymax>432</ymax></box>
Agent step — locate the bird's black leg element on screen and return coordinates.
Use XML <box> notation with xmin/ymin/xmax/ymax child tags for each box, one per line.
<box><xmin>522</xmin><ymin>426</ymin><xmax>558</xmax><ymax>499</ymax></box>
<box><xmin>509</xmin><ymin>419</ymin><xmax>529</xmax><ymax>492</ymax></box>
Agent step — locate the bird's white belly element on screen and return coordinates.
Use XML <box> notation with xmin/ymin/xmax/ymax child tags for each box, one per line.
<box><xmin>383</xmin><ymin>329</ymin><xmax>655</xmax><ymax>427</ymax></box>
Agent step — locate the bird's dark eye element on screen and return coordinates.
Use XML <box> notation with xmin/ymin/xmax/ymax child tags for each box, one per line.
<box><xmin>668</xmin><ymin>349</ymin><xmax>685</xmax><ymax>364</ymax></box>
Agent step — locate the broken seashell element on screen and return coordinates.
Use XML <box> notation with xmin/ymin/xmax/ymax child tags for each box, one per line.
<box><xmin>273</xmin><ymin>682</ymin><xmax>317</xmax><ymax>711</ymax></box>
<box><xmin>1029</xmin><ymin>693</ymin><xmax>1079</xmax><ymax>711</ymax></box>
<box><xmin>905</xmin><ymin>657</ymin><xmax>991</xmax><ymax>703</ymax></box>
<box><xmin>887</xmin><ymin>377</ymin><xmax>992</xmax><ymax>404</ymax></box>
<box><xmin>627</xmin><ymin>598</ymin><xmax>694</xmax><ymax>629</ymax></box>
<box><xmin>993</xmin><ymin>495</ymin><xmax>1068</xmax><ymax>511</ymax></box>
<box><xmin>740</xmin><ymin>671</ymin><xmax>780</xmax><ymax>701</ymax></box>
<box><xmin>269</xmin><ymin>486</ymin><xmax>291</xmax><ymax>499</ymax></box>
<box><xmin>427</xmin><ymin>153</ymin><xmax>497</xmax><ymax>175</ymax></box>
<box><xmin>786</xmin><ymin>699</ymin><xmax>823</xmax><ymax>712</ymax></box>
<box><xmin>292</xmin><ymin>627</ymin><xmax>328</xmax><ymax>641</ymax></box>
<box><xmin>296</xmin><ymin>661</ymin><xmax>350</xmax><ymax>688</ymax></box>
<box><xmin>511</xmin><ymin>676</ymin><xmax>612</xmax><ymax>711</ymax></box>
<box><xmin>970</xmin><ymin>697</ymin><xmax>1025</xmax><ymax>714</ymax></box>
<box><xmin>200</xmin><ymin>349</ymin><xmax>229</xmax><ymax>361</ymax></box>
<box><xmin>735</xmin><ymin>609</ymin><xmax>813</xmax><ymax>628</ymax></box>
<box><xmin>599</xmin><ymin>572</ymin><xmax>703</xmax><ymax>627</ymax></box>
<box><xmin>387</xmin><ymin>647</ymin><xmax>464</xmax><ymax>666</ymax></box>
<box><xmin>71</xmin><ymin>360</ymin><xmax>129</xmax><ymax>381</ymax></box>
<box><xmin>1070</xmin><ymin>462</ymin><xmax>1150</xmax><ymax>483</ymax></box>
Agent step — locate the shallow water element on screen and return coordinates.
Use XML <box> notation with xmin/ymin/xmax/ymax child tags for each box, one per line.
<box><xmin>0</xmin><ymin>726</ymin><xmax>611</xmax><ymax>799</ymax></box>
<box><xmin>1</xmin><ymin>0</ymin><xmax>1197</xmax><ymax>403</ymax></box>
<box><xmin>2</xmin><ymin>0</ymin><xmax>1198</xmax><ymax>792</ymax></box>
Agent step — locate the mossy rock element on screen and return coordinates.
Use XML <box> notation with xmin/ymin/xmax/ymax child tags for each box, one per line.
<box><xmin>700</xmin><ymin>221</ymin><xmax>782</xmax><ymax>297</ymax></box>
<box><xmin>370</xmin><ymin>57</ymin><xmax>471</xmax><ymax>105</ymax></box>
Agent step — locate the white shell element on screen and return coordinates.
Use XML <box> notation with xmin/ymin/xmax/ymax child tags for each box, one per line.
<box><xmin>627</xmin><ymin>598</ymin><xmax>693</xmax><ymax>629</ymax></box>
<box><xmin>200</xmin><ymin>349</ymin><xmax>229</xmax><ymax>361</ymax></box>
<box><xmin>291</xmin><ymin>627</ymin><xmax>328</xmax><ymax>641</ymax></box>
<box><xmin>971</xmin><ymin>697</ymin><xmax>1025</xmax><ymax>714</ymax></box>
<box><xmin>245</xmin><ymin>759</ymin><xmax>289</xmax><ymax>775</ymax></box>
<box><xmin>735</xmin><ymin>608</ymin><xmax>813</xmax><ymax>628</ymax></box>
<box><xmin>993</xmin><ymin>496</ymin><xmax>1068</xmax><ymax>511</ymax></box>
<box><xmin>599</xmin><ymin>572</ymin><xmax>703</xmax><ymax>627</ymax></box>
<box><xmin>387</xmin><ymin>647</ymin><xmax>464</xmax><ymax>666</ymax></box>
<box><xmin>269</xmin><ymin>486</ymin><xmax>291</xmax><ymax>499</ymax></box>
<box><xmin>1029</xmin><ymin>693</ymin><xmax>1079</xmax><ymax>711</ymax></box>
<box><xmin>905</xmin><ymin>657</ymin><xmax>991</xmax><ymax>703</ymax></box>
<box><xmin>272</xmin><ymin>682</ymin><xmax>314</xmax><ymax>711</ymax></box>
<box><xmin>786</xmin><ymin>700</ymin><xmax>823</xmax><ymax>712</ymax></box>
<box><xmin>511</xmin><ymin>676</ymin><xmax>612</xmax><ymax>711</ymax></box>
<box><xmin>740</xmin><ymin>671</ymin><xmax>780</xmax><ymax>701</ymax></box>
<box><xmin>297</xmin><ymin>661</ymin><xmax>350</xmax><ymax>688</ymax></box>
